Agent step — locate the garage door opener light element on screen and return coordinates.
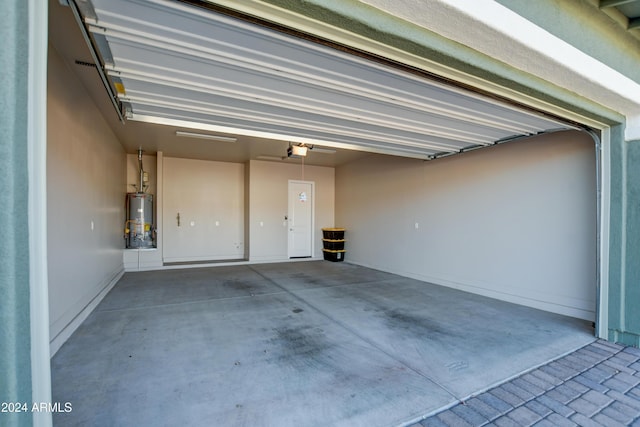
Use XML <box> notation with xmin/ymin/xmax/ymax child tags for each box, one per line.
<box><xmin>287</xmin><ymin>144</ymin><xmax>308</xmax><ymax>158</ymax></box>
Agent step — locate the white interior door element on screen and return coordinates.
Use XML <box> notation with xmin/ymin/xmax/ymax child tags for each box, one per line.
<box><xmin>163</xmin><ymin>157</ymin><xmax>244</xmax><ymax>263</ymax></box>
<box><xmin>288</xmin><ymin>181</ymin><xmax>314</xmax><ymax>258</ymax></box>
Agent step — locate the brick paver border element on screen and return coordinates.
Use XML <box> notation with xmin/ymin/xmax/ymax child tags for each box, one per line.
<box><xmin>411</xmin><ymin>340</ymin><xmax>640</xmax><ymax>427</ymax></box>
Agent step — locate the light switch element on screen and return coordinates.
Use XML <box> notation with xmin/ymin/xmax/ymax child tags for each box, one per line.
<box><xmin>190</xmin><ymin>221</ymin><xmax>195</xmax><ymax>227</ymax></box>
<box><xmin>215</xmin><ymin>221</ymin><xmax>220</xmax><ymax>226</ymax></box>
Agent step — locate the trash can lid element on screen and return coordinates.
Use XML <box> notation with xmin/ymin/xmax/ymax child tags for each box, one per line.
<box><xmin>322</xmin><ymin>227</ymin><xmax>345</xmax><ymax>231</ymax></box>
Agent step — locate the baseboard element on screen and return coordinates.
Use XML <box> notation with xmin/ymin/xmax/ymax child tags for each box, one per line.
<box><xmin>163</xmin><ymin>253</ymin><xmax>246</xmax><ymax>264</ymax></box>
<box><xmin>249</xmin><ymin>255</ymin><xmax>289</xmax><ymax>263</ymax></box>
<box><xmin>49</xmin><ymin>267</ymin><xmax>124</xmax><ymax>357</ymax></box>
<box><xmin>346</xmin><ymin>259</ymin><xmax>595</xmax><ymax>321</ymax></box>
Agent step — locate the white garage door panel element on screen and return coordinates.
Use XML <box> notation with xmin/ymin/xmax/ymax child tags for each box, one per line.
<box><xmin>131</xmin><ymin>106</ymin><xmax>469</xmax><ymax>159</ymax></box>
<box><xmin>84</xmin><ymin>0</ymin><xmax>577</xmax><ymax>159</ymax></box>
<box><xmin>163</xmin><ymin>157</ymin><xmax>244</xmax><ymax>263</ymax></box>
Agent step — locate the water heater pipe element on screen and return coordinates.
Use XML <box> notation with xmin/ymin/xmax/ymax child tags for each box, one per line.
<box><xmin>138</xmin><ymin>148</ymin><xmax>144</xmax><ymax>193</ymax></box>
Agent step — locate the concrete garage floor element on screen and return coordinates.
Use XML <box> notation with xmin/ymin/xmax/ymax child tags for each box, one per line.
<box><xmin>51</xmin><ymin>261</ymin><xmax>594</xmax><ymax>427</ymax></box>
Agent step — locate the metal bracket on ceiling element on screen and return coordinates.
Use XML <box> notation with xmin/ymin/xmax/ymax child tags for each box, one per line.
<box><xmin>122</xmin><ymin>103</ymin><xmax>134</xmax><ymax>120</ymax></box>
<box><xmin>91</xmin><ymin>32</ymin><xmax>115</xmax><ymax>66</ymax></box>
<box><xmin>64</xmin><ymin>0</ymin><xmax>97</xmax><ymax>20</ymax></box>
<box><xmin>66</xmin><ymin>0</ymin><xmax>125</xmax><ymax>124</ymax></box>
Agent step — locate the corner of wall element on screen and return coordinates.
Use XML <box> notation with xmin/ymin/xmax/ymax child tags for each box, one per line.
<box><xmin>604</xmin><ymin>124</ymin><xmax>640</xmax><ymax>347</ymax></box>
<box><xmin>244</xmin><ymin>160</ymin><xmax>251</xmax><ymax>260</ymax></box>
<box><xmin>336</xmin><ymin>132</ymin><xmax>598</xmax><ymax>321</ymax></box>
<box><xmin>49</xmin><ymin>267</ymin><xmax>124</xmax><ymax>357</ymax></box>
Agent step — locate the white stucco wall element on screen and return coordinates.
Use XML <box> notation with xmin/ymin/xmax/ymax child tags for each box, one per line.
<box><xmin>336</xmin><ymin>130</ymin><xmax>597</xmax><ymax>320</ymax></box>
<box><xmin>47</xmin><ymin>45</ymin><xmax>126</xmax><ymax>354</ymax></box>
<box><xmin>249</xmin><ymin>160</ymin><xmax>335</xmax><ymax>262</ymax></box>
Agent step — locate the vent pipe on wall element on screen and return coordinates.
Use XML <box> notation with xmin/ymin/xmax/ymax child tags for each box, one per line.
<box><xmin>138</xmin><ymin>148</ymin><xmax>145</xmax><ymax>193</ymax></box>
<box><xmin>136</xmin><ymin>148</ymin><xmax>150</xmax><ymax>194</ymax></box>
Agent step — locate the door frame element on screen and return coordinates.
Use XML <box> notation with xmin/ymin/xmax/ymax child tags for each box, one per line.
<box><xmin>28</xmin><ymin>0</ymin><xmax>53</xmax><ymax>425</ymax></box>
<box><xmin>287</xmin><ymin>180</ymin><xmax>315</xmax><ymax>259</ymax></box>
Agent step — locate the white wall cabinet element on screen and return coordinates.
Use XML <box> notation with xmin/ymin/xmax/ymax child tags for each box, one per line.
<box><xmin>162</xmin><ymin>157</ymin><xmax>245</xmax><ymax>263</ymax></box>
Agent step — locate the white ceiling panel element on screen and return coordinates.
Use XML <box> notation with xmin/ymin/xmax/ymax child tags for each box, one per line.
<box><xmin>81</xmin><ymin>0</ymin><xmax>578</xmax><ymax>160</ymax></box>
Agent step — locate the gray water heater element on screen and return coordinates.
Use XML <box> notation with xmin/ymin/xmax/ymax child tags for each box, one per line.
<box><xmin>125</xmin><ymin>148</ymin><xmax>155</xmax><ymax>248</ymax></box>
<box><xmin>126</xmin><ymin>193</ymin><xmax>154</xmax><ymax>248</ymax></box>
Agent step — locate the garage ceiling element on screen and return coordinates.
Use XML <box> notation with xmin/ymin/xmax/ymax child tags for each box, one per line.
<box><xmin>69</xmin><ymin>0</ymin><xmax>578</xmax><ymax>161</ymax></box>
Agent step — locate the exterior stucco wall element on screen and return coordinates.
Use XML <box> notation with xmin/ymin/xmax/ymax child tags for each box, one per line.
<box><xmin>626</xmin><ymin>141</ymin><xmax>640</xmax><ymax>334</ymax></box>
<box><xmin>610</xmin><ymin>135</ymin><xmax>640</xmax><ymax>345</ymax></box>
<box><xmin>494</xmin><ymin>0</ymin><xmax>640</xmax><ymax>84</ymax></box>
<box><xmin>1</xmin><ymin>1</ymin><xmax>33</xmax><ymax>425</ymax></box>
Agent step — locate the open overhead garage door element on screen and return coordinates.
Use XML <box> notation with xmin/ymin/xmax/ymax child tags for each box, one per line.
<box><xmin>66</xmin><ymin>0</ymin><xmax>597</xmax><ymax>321</ymax></box>
<box><xmin>72</xmin><ymin>0</ymin><xmax>579</xmax><ymax>160</ymax></box>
